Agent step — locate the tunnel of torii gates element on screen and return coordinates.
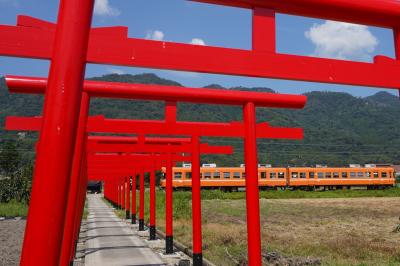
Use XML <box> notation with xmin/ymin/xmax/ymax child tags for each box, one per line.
<box><xmin>1</xmin><ymin>0</ymin><xmax>400</xmax><ymax>265</ymax></box>
<box><xmin>7</xmin><ymin>112</ymin><xmax>237</xmax><ymax>261</ymax></box>
<box><xmin>5</xmin><ymin>77</ymin><xmax>304</xmax><ymax>266</ymax></box>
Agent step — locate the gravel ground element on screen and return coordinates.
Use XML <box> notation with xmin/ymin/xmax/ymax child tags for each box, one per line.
<box><xmin>0</xmin><ymin>219</ymin><xmax>25</xmax><ymax>266</ymax></box>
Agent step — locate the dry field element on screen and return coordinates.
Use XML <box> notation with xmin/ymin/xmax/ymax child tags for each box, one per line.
<box><xmin>155</xmin><ymin>197</ymin><xmax>400</xmax><ymax>266</ymax></box>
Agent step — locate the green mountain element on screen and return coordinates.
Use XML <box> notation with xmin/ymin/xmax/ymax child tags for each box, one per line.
<box><xmin>1</xmin><ymin>73</ymin><xmax>400</xmax><ymax>167</ymax></box>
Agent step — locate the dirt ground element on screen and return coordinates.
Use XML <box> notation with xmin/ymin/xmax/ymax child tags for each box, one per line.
<box><xmin>162</xmin><ymin>197</ymin><xmax>400</xmax><ymax>265</ymax></box>
<box><xmin>0</xmin><ymin>219</ymin><xmax>25</xmax><ymax>266</ymax></box>
<box><xmin>201</xmin><ymin>197</ymin><xmax>400</xmax><ymax>265</ymax></box>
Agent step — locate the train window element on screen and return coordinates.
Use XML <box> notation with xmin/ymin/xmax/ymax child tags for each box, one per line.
<box><xmin>223</xmin><ymin>172</ymin><xmax>230</xmax><ymax>178</ymax></box>
<box><xmin>186</xmin><ymin>172</ymin><xmax>192</xmax><ymax>179</ymax></box>
<box><xmin>317</xmin><ymin>172</ymin><xmax>324</xmax><ymax>178</ymax></box>
<box><xmin>278</xmin><ymin>172</ymin><xmax>285</xmax><ymax>178</ymax></box>
<box><xmin>357</xmin><ymin>172</ymin><xmax>364</xmax><ymax>177</ymax></box>
<box><xmin>200</xmin><ymin>173</ymin><xmax>203</xmax><ymax>179</ymax></box>
<box><xmin>242</xmin><ymin>172</ymin><xmax>246</xmax><ymax>178</ymax></box>
<box><xmin>234</xmin><ymin>172</ymin><xmax>241</xmax><ymax>179</ymax></box>
<box><xmin>300</xmin><ymin>172</ymin><xmax>306</xmax><ymax>178</ymax></box>
<box><xmin>270</xmin><ymin>172</ymin><xmax>277</xmax><ymax>179</ymax></box>
<box><xmin>350</xmin><ymin>172</ymin><xmax>356</xmax><ymax>178</ymax></box>
<box><xmin>366</xmin><ymin>172</ymin><xmax>371</xmax><ymax>177</ymax></box>
<box><xmin>333</xmin><ymin>172</ymin><xmax>339</xmax><ymax>178</ymax></box>
<box><xmin>373</xmin><ymin>172</ymin><xmax>379</xmax><ymax>178</ymax></box>
<box><xmin>204</xmin><ymin>172</ymin><xmax>211</xmax><ymax>179</ymax></box>
<box><xmin>342</xmin><ymin>172</ymin><xmax>348</xmax><ymax>178</ymax></box>
<box><xmin>174</xmin><ymin>172</ymin><xmax>182</xmax><ymax>179</ymax></box>
<box><xmin>382</xmin><ymin>172</ymin><xmax>387</xmax><ymax>178</ymax></box>
<box><xmin>309</xmin><ymin>172</ymin><xmax>315</xmax><ymax>178</ymax></box>
<box><xmin>291</xmin><ymin>172</ymin><xmax>298</xmax><ymax>178</ymax></box>
<box><xmin>326</xmin><ymin>172</ymin><xmax>332</xmax><ymax>178</ymax></box>
<box><xmin>261</xmin><ymin>172</ymin><xmax>267</xmax><ymax>179</ymax></box>
<box><xmin>213</xmin><ymin>172</ymin><xmax>220</xmax><ymax>178</ymax></box>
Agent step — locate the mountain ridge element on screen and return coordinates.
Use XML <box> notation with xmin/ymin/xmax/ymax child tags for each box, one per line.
<box><xmin>1</xmin><ymin>73</ymin><xmax>399</xmax><ymax>166</ymax></box>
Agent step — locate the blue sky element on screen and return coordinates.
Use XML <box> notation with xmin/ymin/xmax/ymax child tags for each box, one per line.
<box><xmin>0</xmin><ymin>0</ymin><xmax>397</xmax><ymax>97</ymax></box>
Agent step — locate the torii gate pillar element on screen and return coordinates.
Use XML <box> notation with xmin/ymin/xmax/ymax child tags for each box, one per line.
<box><xmin>20</xmin><ymin>1</ymin><xmax>94</xmax><ymax>265</ymax></box>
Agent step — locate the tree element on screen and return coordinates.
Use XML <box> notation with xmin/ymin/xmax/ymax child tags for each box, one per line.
<box><xmin>0</xmin><ymin>141</ymin><xmax>21</xmax><ymax>176</ymax></box>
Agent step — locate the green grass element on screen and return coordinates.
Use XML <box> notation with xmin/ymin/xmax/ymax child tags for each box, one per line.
<box><xmin>0</xmin><ymin>200</ymin><xmax>28</xmax><ymax>217</ymax></box>
<box><xmin>202</xmin><ymin>187</ymin><xmax>400</xmax><ymax>200</ymax></box>
<box><xmin>82</xmin><ymin>200</ymin><xmax>88</xmax><ymax>220</ymax></box>
<box><xmin>105</xmin><ymin>187</ymin><xmax>400</xmax><ymax>225</ymax></box>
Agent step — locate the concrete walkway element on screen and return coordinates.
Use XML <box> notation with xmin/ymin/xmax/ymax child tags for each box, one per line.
<box><xmin>85</xmin><ymin>194</ymin><xmax>165</xmax><ymax>266</ymax></box>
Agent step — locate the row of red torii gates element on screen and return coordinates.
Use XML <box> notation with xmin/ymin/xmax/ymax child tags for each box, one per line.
<box><xmin>1</xmin><ymin>0</ymin><xmax>400</xmax><ymax>265</ymax></box>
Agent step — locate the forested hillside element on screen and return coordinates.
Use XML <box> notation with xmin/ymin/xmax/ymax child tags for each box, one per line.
<box><xmin>1</xmin><ymin>73</ymin><xmax>400</xmax><ymax>166</ymax></box>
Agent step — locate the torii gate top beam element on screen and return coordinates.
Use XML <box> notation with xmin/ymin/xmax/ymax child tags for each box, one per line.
<box><xmin>6</xmin><ymin>115</ymin><xmax>303</xmax><ymax>139</ymax></box>
<box><xmin>1</xmin><ymin>16</ymin><xmax>400</xmax><ymax>88</ymax></box>
<box><xmin>88</xmin><ymin>136</ymin><xmax>192</xmax><ymax>144</ymax></box>
<box><xmin>87</xmin><ymin>141</ymin><xmax>233</xmax><ymax>154</ymax></box>
<box><xmin>191</xmin><ymin>0</ymin><xmax>400</xmax><ymax>28</ymax></box>
<box><xmin>5</xmin><ymin>76</ymin><xmax>306</xmax><ymax>109</ymax></box>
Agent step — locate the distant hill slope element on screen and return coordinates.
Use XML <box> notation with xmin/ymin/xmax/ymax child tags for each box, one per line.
<box><xmin>1</xmin><ymin>73</ymin><xmax>400</xmax><ymax>166</ymax></box>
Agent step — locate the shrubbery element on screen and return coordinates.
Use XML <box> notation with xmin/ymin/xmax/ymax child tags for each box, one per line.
<box><xmin>0</xmin><ymin>141</ymin><xmax>32</xmax><ymax>204</ymax></box>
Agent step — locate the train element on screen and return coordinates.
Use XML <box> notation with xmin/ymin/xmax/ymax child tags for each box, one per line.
<box><xmin>160</xmin><ymin>164</ymin><xmax>396</xmax><ymax>190</ymax></box>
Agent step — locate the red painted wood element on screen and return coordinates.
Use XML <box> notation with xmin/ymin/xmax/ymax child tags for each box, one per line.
<box><xmin>18</xmin><ymin>2</ymin><xmax>94</xmax><ymax>265</ymax></box>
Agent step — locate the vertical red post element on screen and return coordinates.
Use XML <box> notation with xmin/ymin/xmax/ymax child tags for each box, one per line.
<box><xmin>122</xmin><ymin>176</ymin><xmax>126</xmax><ymax>210</ymax></box>
<box><xmin>19</xmin><ymin>1</ymin><xmax>94</xmax><ymax>265</ymax></box>
<box><xmin>70</xmin><ymin>157</ymin><xmax>88</xmax><ymax>263</ymax></box>
<box><xmin>59</xmin><ymin>92</ymin><xmax>90</xmax><ymax>266</ymax></box>
<box><xmin>247</xmin><ymin>8</ymin><xmax>275</xmax><ymax>265</ymax></box>
<box><xmin>131</xmin><ymin>173</ymin><xmax>137</xmax><ymax>224</ymax></box>
<box><xmin>394</xmin><ymin>29</ymin><xmax>400</xmax><ymax>98</ymax></box>
<box><xmin>149</xmin><ymin>160</ymin><xmax>157</xmax><ymax>240</ymax></box>
<box><xmin>139</xmin><ymin>169</ymin><xmax>145</xmax><ymax>231</ymax></box>
<box><xmin>165</xmin><ymin>153</ymin><xmax>174</xmax><ymax>253</ymax></box>
<box><xmin>243</xmin><ymin>102</ymin><xmax>261</xmax><ymax>266</ymax></box>
<box><xmin>165</xmin><ymin>101</ymin><xmax>177</xmax><ymax>123</ymax></box>
<box><xmin>125</xmin><ymin>176</ymin><xmax>131</xmax><ymax>219</ymax></box>
<box><xmin>165</xmin><ymin>101</ymin><xmax>177</xmax><ymax>252</ymax></box>
<box><xmin>118</xmin><ymin>182</ymin><xmax>121</xmax><ymax>209</ymax></box>
<box><xmin>252</xmin><ymin>7</ymin><xmax>276</xmax><ymax>53</ymax></box>
<box><xmin>191</xmin><ymin>135</ymin><xmax>203</xmax><ymax>266</ymax></box>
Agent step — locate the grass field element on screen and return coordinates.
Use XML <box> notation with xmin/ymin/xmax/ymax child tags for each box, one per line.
<box><xmin>109</xmin><ymin>188</ymin><xmax>400</xmax><ymax>266</ymax></box>
<box><xmin>0</xmin><ymin>200</ymin><xmax>28</xmax><ymax>217</ymax></box>
<box><xmin>0</xmin><ymin>199</ymin><xmax>89</xmax><ymax>219</ymax></box>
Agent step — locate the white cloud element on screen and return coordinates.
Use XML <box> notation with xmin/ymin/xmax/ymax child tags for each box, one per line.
<box><xmin>190</xmin><ymin>38</ymin><xmax>206</xmax><ymax>46</ymax></box>
<box><xmin>145</xmin><ymin>30</ymin><xmax>165</xmax><ymax>41</ymax></box>
<box><xmin>108</xmin><ymin>68</ymin><xmax>125</xmax><ymax>75</ymax></box>
<box><xmin>94</xmin><ymin>0</ymin><xmax>120</xmax><ymax>16</ymax></box>
<box><xmin>305</xmin><ymin>20</ymin><xmax>378</xmax><ymax>61</ymax></box>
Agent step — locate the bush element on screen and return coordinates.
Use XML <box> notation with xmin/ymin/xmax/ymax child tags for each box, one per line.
<box><xmin>0</xmin><ymin>141</ymin><xmax>33</xmax><ymax>204</ymax></box>
<box><xmin>0</xmin><ymin>174</ymin><xmax>31</xmax><ymax>204</ymax></box>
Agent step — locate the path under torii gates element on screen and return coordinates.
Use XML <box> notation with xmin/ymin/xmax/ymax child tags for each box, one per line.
<box><xmin>84</xmin><ymin>194</ymin><xmax>166</xmax><ymax>266</ymax></box>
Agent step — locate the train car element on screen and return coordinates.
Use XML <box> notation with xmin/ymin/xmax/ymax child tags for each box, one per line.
<box><xmin>287</xmin><ymin>167</ymin><xmax>395</xmax><ymax>189</ymax></box>
<box><xmin>160</xmin><ymin>166</ymin><xmax>287</xmax><ymax>190</ymax></box>
<box><xmin>160</xmin><ymin>165</ymin><xmax>396</xmax><ymax>190</ymax></box>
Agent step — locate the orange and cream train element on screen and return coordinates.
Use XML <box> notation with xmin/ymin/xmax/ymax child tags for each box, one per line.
<box><xmin>160</xmin><ymin>166</ymin><xmax>396</xmax><ymax>190</ymax></box>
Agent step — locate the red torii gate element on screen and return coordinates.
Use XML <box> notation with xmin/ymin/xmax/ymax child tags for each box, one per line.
<box><xmin>6</xmin><ymin>79</ymin><xmax>304</xmax><ymax>265</ymax></box>
<box><xmin>87</xmin><ymin>141</ymin><xmax>233</xmax><ymax>238</ymax></box>
<box><xmin>2</xmin><ymin>1</ymin><xmax>397</xmax><ymax>265</ymax></box>
<box><xmin>7</xmin><ymin>112</ymin><xmax>234</xmax><ymax>257</ymax></box>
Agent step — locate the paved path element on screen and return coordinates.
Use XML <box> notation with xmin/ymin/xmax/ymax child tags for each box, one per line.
<box><xmin>85</xmin><ymin>194</ymin><xmax>165</xmax><ymax>266</ymax></box>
